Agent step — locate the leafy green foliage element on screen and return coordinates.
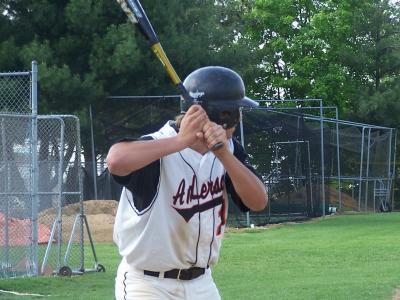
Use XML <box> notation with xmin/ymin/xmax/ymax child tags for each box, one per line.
<box><xmin>1</xmin><ymin>0</ymin><xmax>399</xmax><ymax>167</ymax></box>
<box><xmin>0</xmin><ymin>0</ymin><xmax>251</xmax><ymax>159</ymax></box>
<box><xmin>243</xmin><ymin>0</ymin><xmax>400</xmax><ymax>119</ymax></box>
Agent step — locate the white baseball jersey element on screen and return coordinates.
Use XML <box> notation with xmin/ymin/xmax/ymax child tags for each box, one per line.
<box><xmin>112</xmin><ymin>121</ymin><xmax>252</xmax><ymax>272</ymax></box>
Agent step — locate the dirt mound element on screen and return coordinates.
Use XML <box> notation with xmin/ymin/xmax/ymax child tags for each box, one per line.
<box><xmin>39</xmin><ymin>200</ymin><xmax>118</xmax><ymax>217</ymax></box>
<box><xmin>326</xmin><ymin>187</ymin><xmax>359</xmax><ymax>210</ymax></box>
<box><xmin>82</xmin><ymin>200</ymin><xmax>118</xmax><ymax>243</ymax></box>
<box><xmin>86</xmin><ymin>213</ymin><xmax>116</xmax><ymax>243</ymax></box>
<box><xmin>286</xmin><ymin>185</ymin><xmax>359</xmax><ymax>211</ymax></box>
<box><xmin>38</xmin><ymin>200</ymin><xmax>118</xmax><ymax>244</ymax></box>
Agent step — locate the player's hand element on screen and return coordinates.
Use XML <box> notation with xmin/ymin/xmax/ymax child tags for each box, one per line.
<box><xmin>203</xmin><ymin>121</ymin><xmax>229</xmax><ymax>153</ymax></box>
<box><xmin>178</xmin><ymin>105</ymin><xmax>208</xmax><ymax>147</ymax></box>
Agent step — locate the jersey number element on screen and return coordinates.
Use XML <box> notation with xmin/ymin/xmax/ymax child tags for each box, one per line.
<box><xmin>216</xmin><ymin>200</ymin><xmax>226</xmax><ymax>236</ymax></box>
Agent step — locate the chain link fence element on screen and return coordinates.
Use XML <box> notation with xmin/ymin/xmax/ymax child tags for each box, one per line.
<box><xmin>0</xmin><ymin>114</ymin><xmax>35</xmax><ymax>277</ymax></box>
<box><xmin>0</xmin><ymin>62</ymin><xmax>99</xmax><ymax>279</ymax></box>
<box><xmin>0</xmin><ymin>71</ymin><xmax>32</xmax><ymax>114</ymax></box>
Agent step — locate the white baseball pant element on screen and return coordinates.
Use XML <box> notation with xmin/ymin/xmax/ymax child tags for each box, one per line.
<box><xmin>115</xmin><ymin>259</ymin><xmax>221</xmax><ymax>300</ymax></box>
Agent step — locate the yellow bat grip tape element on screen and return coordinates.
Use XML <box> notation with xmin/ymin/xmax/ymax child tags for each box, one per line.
<box><xmin>151</xmin><ymin>43</ymin><xmax>182</xmax><ymax>86</ymax></box>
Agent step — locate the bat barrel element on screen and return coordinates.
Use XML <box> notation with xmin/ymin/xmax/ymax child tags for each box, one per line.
<box><xmin>125</xmin><ymin>0</ymin><xmax>159</xmax><ymax>44</ymax></box>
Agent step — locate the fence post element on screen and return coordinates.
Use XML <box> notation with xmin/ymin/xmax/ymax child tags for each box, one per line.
<box><xmin>364</xmin><ymin>128</ymin><xmax>371</xmax><ymax>211</ymax></box>
<box><xmin>30</xmin><ymin>60</ymin><xmax>39</xmax><ymax>275</ymax></box>
<box><xmin>358</xmin><ymin>127</ymin><xmax>365</xmax><ymax>211</ymax></box>
<box><xmin>335</xmin><ymin>107</ymin><xmax>342</xmax><ymax>211</ymax></box>
<box><xmin>239</xmin><ymin>108</ymin><xmax>250</xmax><ymax>227</ymax></box>
<box><xmin>390</xmin><ymin>130</ymin><xmax>397</xmax><ymax>209</ymax></box>
<box><xmin>319</xmin><ymin>100</ymin><xmax>326</xmax><ymax>217</ymax></box>
<box><xmin>89</xmin><ymin>105</ymin><xmax>98</xmax><ymax>200</ymax></box>
<box><xmin>387</xmin><ymin>129</ymin><xmax>393</xmax><ymax>207</ymax></box>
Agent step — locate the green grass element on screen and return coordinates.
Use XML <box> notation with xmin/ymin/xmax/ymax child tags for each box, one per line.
<box><xmin>1</xmin><ymin>213</ymin><xmax>400</xmax><ymax>299</ymax></box>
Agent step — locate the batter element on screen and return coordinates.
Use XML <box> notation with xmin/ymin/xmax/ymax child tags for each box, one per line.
<box><xmin>107</xmin><ymin>66</ymin><xmax>267</xmax><ymax>300</ymax></box>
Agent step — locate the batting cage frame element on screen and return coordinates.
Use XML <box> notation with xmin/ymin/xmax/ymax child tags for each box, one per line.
<box><xmin>0</xmin><ymin>62</ymin><xmax>103</xmax><ymax>279</ymax></box>
<box><xmin>97</xmin><ymin>95</ymin><xmax>396</xmax><ymax>228</ymax></box>
<box><xmin>238</xmin><ymin>102</ymin><xmax>396</xmax><ymax>227</ymax></box>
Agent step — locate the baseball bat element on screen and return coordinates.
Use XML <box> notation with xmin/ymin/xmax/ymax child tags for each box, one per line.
<box><xmin>116</xmin><ymin>0</ymin><xmax>186</xmax><ymax>95</ymax></box>
<box><xmin>116</xmin><ymin>0</ymin><xmax>224</xmax><ymax>150</ymax></box>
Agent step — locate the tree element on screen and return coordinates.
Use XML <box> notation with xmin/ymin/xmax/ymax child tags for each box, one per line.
<box><xmin>0</xmin><ymin>0</ymin><xmax>252</xmax><ymax>162</ymax></box>
<box><xmin>243</xmin><ymin>0</ymin><xmax>400</xmax><ymax>207</ymax></box>
<box><xmin>243</xmin><ymin>0</ymin><xmax>399</xmax><ymax>113</ymax></box>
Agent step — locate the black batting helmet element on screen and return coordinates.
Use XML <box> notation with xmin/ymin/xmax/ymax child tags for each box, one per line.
<box><xmin>181</xmin><ymin>66</ymin><xmax>258</xmax><ymax>129</ymax></box>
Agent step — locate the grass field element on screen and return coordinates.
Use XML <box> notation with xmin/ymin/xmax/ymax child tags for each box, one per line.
<box><xmin>1</xmin><ymin>213</ymin><xmax>400</xmax><ymax>299</ymax></box>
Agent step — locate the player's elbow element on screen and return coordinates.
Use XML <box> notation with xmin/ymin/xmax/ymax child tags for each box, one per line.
<box><xmin>249</xmin><ymin>188</ymin><xmax>268</xmax><ymax>212</ymax></box>
<box><xmin>251</xmin><ymin>198</ymin><xmax>268</xmax><ymax>212</ymax></box>
<box><xmin>106</xmin><ymin>147</ymin><xmax>129</xmax><ymax>177</ymax></box>
<box><xmin>106</xmin><ymin>152</ymin><xmax>119</xmax><ymax>175</ymax></box>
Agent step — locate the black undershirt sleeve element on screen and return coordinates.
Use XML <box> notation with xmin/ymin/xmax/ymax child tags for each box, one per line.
<box><xmin>225</xmin><ymin>139</ymin><xmax>264</xmax><ymax>213</ymax></box>
<box><xmin>111</xmin><ymin>136</ymin><xmax>161</xmax><ymax>213</ymax></box>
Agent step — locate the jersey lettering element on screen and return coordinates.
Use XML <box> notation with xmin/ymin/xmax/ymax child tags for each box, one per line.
<box><xmin>172</xmin><ymin>175</ymin><xmax>225</xmax><ymax>222</ymax></box>
<box><xmin>172</xmin><ymin>175</ymin><xmax>225</xmax><ymax>205</ymax></box>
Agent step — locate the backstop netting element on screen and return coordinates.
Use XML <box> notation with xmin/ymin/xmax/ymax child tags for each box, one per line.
<box><xmin>94</xmin><ymin>96</ymin><xmax>395</xmax><ymax>228</ymax></box>
<box><xmin>327</xmin><ymin>120</ymin><xmax>395</xmax><ymax>213</ymax></box>
<box><xmin>231</xmin><ymin>107</ymin><xmax>329</xmax><ymax>226</ymax></box>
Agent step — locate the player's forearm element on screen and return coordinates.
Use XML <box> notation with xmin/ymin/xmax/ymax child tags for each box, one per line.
<box><xmin>217</xmin><ymin>151</ymin><xmax>267</xmax><ymax>211</ymax></box>
<box><xmin>107</xmin><ymin>136</ymin><xmax>185</xmax><ymax>176</ymax></box>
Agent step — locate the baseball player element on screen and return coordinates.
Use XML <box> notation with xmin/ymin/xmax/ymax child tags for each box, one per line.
<box><xmin>107</xmin><ymin>66</ymin><xmax>267</xmax><ymax>300</ymax></box>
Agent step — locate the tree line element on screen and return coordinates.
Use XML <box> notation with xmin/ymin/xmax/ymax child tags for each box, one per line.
<box><xmin>1</xmin><ymin>0</ymin><xmax>399</xmax><ymax>166</ymax></box>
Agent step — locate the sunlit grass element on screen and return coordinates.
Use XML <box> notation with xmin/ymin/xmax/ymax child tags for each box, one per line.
<box><xmin>1</xmin><ymin>213</ymin><xmax>400</xmax><ymax>300</ymax></box>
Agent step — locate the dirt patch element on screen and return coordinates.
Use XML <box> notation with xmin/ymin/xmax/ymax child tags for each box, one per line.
<box><xmin>40</xmin><ymin>200</ymin><xmax>118</xmax><ymax>217</ymax></box>
<box><xmin>80</xmin><ymin>200</ymin><xmax>118</xmax><ymax>243</ymax></box>
<box><xmin>85</xmin><ymin>212</ymin><xmax>116</xmax><ymax>243</ymax></box>
<box><xmin>38</xmin><ymin>200</ymin><xmax>118</xmax><ymax>244</ymax></box>
<box><xmin>326</xmin><ymin>186</ymin><xmax>359</xmax><ymax>211</ymax></box>
<box><xmin>284</xmin><ymin>185</ymin><xmax>359</xmax><ymax>211</ymax></box>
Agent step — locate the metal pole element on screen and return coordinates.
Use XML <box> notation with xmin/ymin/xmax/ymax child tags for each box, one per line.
<box><xmin>319</xmin><ymin>100</ymin><xmax>326</xmax><ymax>217</ymax></box>
<box><xmin>57</xmin><ymin>119</ymin><xmax>65</xmax><ymax>271</ymax></box>
<box><xmin>387</xmin><ymin>129</ymin><xmax>393</xmax><ymax>206</ymax></box>
<box><xmin>390</xmin><ymin>130</ymin><xmax>397</xmax><ymax>209</ymax></box>
<box><xmin>364</xmin><ymin>128</ymin><xmax>371</xmax><ymax>211</ymax></box>
<box><xmin>306</xmin><ymin>141</ymin><xmax>314</xmax><ymax>215</ymax></box>
<box><xmin>335</xmin><ymin>107</ymin><xmax>342</xmax><ymax>210</ymax></box>
<box><xmin>374</xmin><ymin>180</ymin><xmax>376</xmax><ymax>211</ymax></box>
<box><xmin>358</xmin><ymin>127</ymin><xmax>365</xmax><ymax>211</ymax></box>
<box><xmin>31</xmin><ymin>60</ymin><xmax>39</xmax><ymax>276</ymax></box>
<box><xmin>75</xmin><ymin>116</ymin><xmax>85</xmax><ymax>272</ymax></box>
<box><xmin>89</xmin><ymin>105</ymin><xmax>98</xmax><ymax>200</ymax></box>
<box><xmin>238</xmin><ymin>109</ymin><xmax>250</xmax><ymax>227</ymax></box>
